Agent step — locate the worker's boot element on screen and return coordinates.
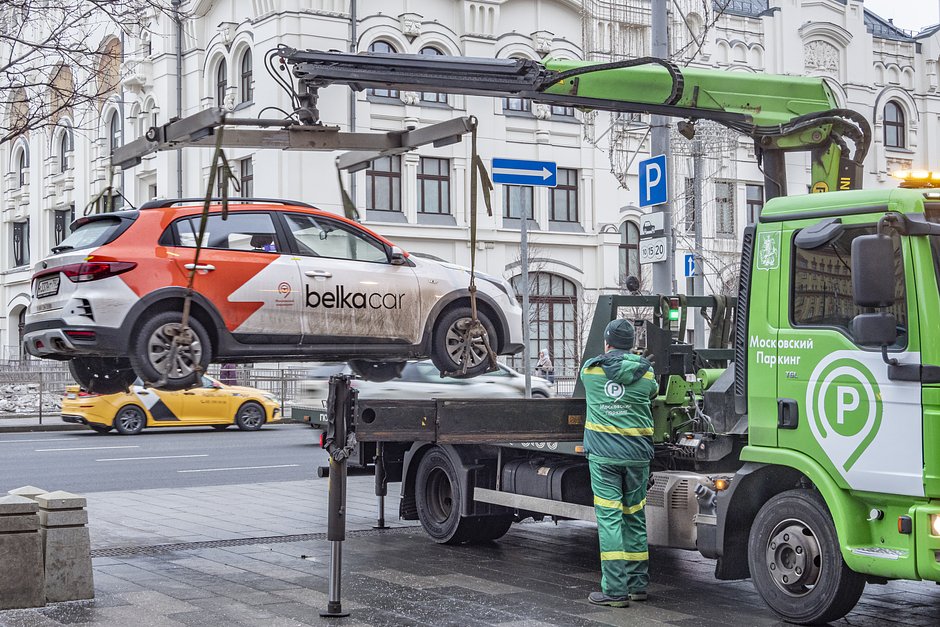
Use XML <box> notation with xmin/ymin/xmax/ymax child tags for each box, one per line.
<box><xmin>629</xmin><ymin>590</ymin><xmax>648</xmax><ymax>602</ymax></box>
<box><xmin>588</xmin><ymin>592</ymin><xmax>629</xmax><ymax>608</ymax></box>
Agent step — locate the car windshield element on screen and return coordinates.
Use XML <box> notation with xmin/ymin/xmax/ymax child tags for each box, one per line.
<box><xmin>53</xmin><ymin>218</ymin><xmax>123</xmax><ymax>252</ymax></box>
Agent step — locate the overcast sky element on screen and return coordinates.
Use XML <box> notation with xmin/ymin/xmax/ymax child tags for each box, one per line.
<box><xmin>863</xmin><ymin>0</ymin><xmax>939</xmax><ymax>33</ymax></box>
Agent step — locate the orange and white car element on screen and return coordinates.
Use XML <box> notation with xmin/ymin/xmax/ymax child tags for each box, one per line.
<box><xmin>24</xmin><ymin>198</ymin><xmax>522</xmax><ymax>392</ymax></box>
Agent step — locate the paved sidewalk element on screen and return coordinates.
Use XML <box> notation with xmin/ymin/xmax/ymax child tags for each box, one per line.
<box><xmin>2</xmin><ymin>478</ymin><xmax>939</xmax><ymax>626</ymax></box>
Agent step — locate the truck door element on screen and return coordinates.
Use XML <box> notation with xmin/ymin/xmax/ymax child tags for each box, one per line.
<box><xmin>775</xmin><ymin>223</ymin><xmax>924</xmax><ymax>497</ymax></box>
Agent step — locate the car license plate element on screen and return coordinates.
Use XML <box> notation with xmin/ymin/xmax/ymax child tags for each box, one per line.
<box><xmin>36</xmin><ymin>276</ymin><xmax>60</xmax><ymax>298</ymax></box>
<box><xmin>67</xmin><ymin>393</ymin><xmax>77</xmax><ymax>399</ymax></box>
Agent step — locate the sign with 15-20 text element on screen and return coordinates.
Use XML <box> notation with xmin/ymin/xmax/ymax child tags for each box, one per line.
<box><xmin>640</xmin><ymin>236</ymin><xmax>667</xmax><ymax>264</ymax></box>
<box><xmin>491</xmin><ymin>158</ymin><xmax>557</xmax><ymax>187</ymax></box>
<box><xmin>638</xmin><ymin>154</ymin><xmax>668</xmax><ymax>207</ymax></box>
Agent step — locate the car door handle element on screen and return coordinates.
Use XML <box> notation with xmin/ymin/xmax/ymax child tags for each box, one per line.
<box><xmin>305</xmin><ymin>270</ymin><xmax>332</xmax><ymax>278</ymax></box>
<box><xmin>183</xmin><ymin>392</ymin><xmax>196</xmax><ymax>395</ymax></box>
<box><xmin>185</xmin><ymin>264</ymin><xmax>215</xmax><ymax>271</ymax></box>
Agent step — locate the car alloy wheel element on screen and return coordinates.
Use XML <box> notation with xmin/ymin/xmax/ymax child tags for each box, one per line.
<box><xmin>235</xmin><ymin>402</ymin><xmax>265</xmax><ymax>431</ymax></box>
<box><xmin>113</xmin><ymin>406</ymin><xmax>146</xmax><ymax>435</ymax></box>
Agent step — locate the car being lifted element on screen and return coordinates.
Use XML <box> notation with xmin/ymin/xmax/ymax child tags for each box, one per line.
<box><xmin>23</xmin><ymin>198</ymin><xmax>523</xmax><ymax>393</ymax></box>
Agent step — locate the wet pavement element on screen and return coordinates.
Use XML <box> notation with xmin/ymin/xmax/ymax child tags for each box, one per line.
<box><xmin>1</xmin><ymin>477</ymin><xmax>939</xmax><ymax>626</ymax></box>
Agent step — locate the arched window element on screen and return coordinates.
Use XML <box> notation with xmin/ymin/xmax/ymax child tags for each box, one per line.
<box><xmin>240</xmin><ymin>49</ymin><xmax>253</xmax><ymax>103</ymax></box>
<box><xmin>419</xmin><ymin>46</ymin><xmax>447</xmax><ymax>103</ymax></box>
<box><xmin>108</xmin><ymin>111</ymin><xmax>121</xmax><ymax>155</ymax></box>
<box><xmin>509</xmin><ymin>273</ymin><xmax>578</xmax><ymax>376</ymax></box>
<box><xmin>619</xmin><ymin>222</ymin><xmax>640</xmax><ymax>286</ymax></box>
<box><xmin>216</xmin><ymin>59</ymin><xmax>228</xmax><ymax>107</ymax></box>
<box><xmin>368</xmin><ymin>41</ymin><xmax>399</xmax><ymax>98</ymax></box>
<box><xmin>15</xmin><ymin>145</ymin><xmax>28</xmax><ymax>188</ymax></box>
<box><xmin>59</xmin><ymin>126</ymin><xmax>73</xmax><ymax>173</ymax></box>
<box><xmin>884</xmin><ymin>101</ymin><xmax>905</xmax><ymax>149</ymax></box>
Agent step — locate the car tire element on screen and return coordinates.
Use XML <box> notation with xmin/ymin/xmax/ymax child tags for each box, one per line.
<box><xmin>348</xmin><ymin>360</ymin><xmax>405</xmax><ymax>383</ymax></box>
<box><xmin>89</xmin><ymin>424</ymin><xmax>112</xmax><ymax>435</ymax></box>
<box><xmin>68</xmin><ymin>357</ymin><xmax>136</xmax><ymax>395</ymax></box>
<box><xmin>748</xmin><ymin>489</ymin><xmax>865</xmax><ymax>625</ymax></box>
<box><xmin>113</xmin><ymin>405</ymin><xmax>146</xmax><ymax>435</ymax></box>
<box><xmin>129</xmin><ymin>311</ymin><xmax>211</xmax><ymax>391</ymax></box>
<box><xmin>531</xmin><ymin>391</ymin><xmax>549</xmax><ymax>399</ymax></box>
<box><xmin>211</xmin><ymin>424</ymin><xmax>229</xmax><ymax>431</ymax></box>
<box><xmin>415</xmin><ymin>446</ymin><xmax>482</xmax><ymax>545</ymax></box>
<box><xmin>429</xmin><ymin>306</ymin><xmax>497</xmax><ymax>379</ymax></box>
<box><xmin>234</xmin><ymin>401</ymin><xmax>265</xmax><ymax>431</ymax></box>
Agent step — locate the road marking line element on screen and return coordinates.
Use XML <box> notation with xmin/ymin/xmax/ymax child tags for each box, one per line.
<box><xmin>35</xmin><ymin>445</ymin><xmax>140</xmax><ymax>452</ymax></box>
<box><xmin>177</xmin><ymin>464</ymin><xmax>299</xmax><ymax>473</ymax></box>
<box><xmin>96</xmin><ymin>454</ymin><xmax>209</xmax><ymax>462</ymax></box>
<box><xmin>0</xmin><ymin>438</ymin><xmax>74</xmax><ymax>443</ymax></box>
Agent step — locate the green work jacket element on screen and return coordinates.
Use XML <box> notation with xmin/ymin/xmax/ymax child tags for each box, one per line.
<box><xmin>580</xmin><ymin>349</ymin><xmax>658</xmax><ymax>464</ymax></box>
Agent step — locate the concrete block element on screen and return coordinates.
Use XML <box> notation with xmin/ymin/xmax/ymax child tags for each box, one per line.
<box><xmin>8</xmin><ymin>486</ymin><xmax>48</xmax><ymax>500</ymax></box>
<box><xmin>41</xmin><ymin>526</ymin><xmax>94</xmax><ymax>602</ymax></box>
<box><xmin>0</xmin><ymin>513</ymin><xmax>40</xmax><ymax>533</ymax></box>
<box><xmin>38</xmin><ymin>508</ymin><xmax>89</xmax><ymax>527</ymax></box>
<box><xmin>34</xmin><ymin>490</ymin><xmax>86</xmax><ymax>510</ymax></box>
<box><xmin>0</xmin><ymin>496</ymin><xmax>44</xmax><ymax>610</ymax></box>
<box><xmin>0</xmin><ymin>494</ymin><xmax>40</xmax><ymax>514</ymax></box>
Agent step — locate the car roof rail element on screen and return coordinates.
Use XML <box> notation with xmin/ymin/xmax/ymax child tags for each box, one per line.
<box><xmin>139</xmin><ymin>197</ymin><xmax>316</xmax><ymax>210</ymax></box>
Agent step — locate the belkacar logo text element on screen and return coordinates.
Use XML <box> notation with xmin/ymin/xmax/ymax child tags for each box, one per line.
<box><xmin>305</xmin><ymin>285</ymin><xmax>404</xmax><ymax>309</ymax></box>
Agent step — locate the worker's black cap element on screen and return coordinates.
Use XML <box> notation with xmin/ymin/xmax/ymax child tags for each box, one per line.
<box><xmin>605</xmin><ymin>319</ymin><xmax>635</xmax><ymax>350</ymax></box>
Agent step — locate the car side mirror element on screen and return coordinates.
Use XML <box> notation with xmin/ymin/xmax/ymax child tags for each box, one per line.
<box><xmin>851</xmin><ymin>234</ymin><xmax>895</xmax><ymax>307</ymax></box>
<box><xmin>390</xmin><ymin>246</ymin><xmax>407</xmax><ymax>266</ymax></box>
<box><xmin>851</xmin><ymin>312</ymin><xmax>898</xmax><ymax>347</ymax></box>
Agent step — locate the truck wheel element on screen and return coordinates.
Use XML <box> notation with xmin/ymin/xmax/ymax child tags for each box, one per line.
<box><xmin>748</xmin><ymin>489</ymin><xmax>865</xmax><ymax>625</ymax></box>
<box><xmin>415</xmin><ymin>447</ymin><xmax>475</xmax><ymax>544</ymax></box>
<box><xmin>464</xmin><ymin>516</ymin><xmax>513</xmax><ymax>544</ymax></box>
<box><xmin>68</xmin><ymin>357</ymin><xmax>135</xmax><ymax>395</ymax></box>
<box><xmin>129</xmin><ymin>312</ymin><xmax>211</xmax><ymax>391</ymax></box>
<box><xmin>429</xmin><ymin>306</ymin><xmax>497</xmax><ymax>379</ymax></box>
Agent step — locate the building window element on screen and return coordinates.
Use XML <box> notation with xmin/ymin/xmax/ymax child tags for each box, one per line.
<box><xmin>12</xmin><ymin>221</ymin><xmax>29</xmax><ymax>267</ymax></box>
<box><xmin>619</xmin><ymin>221</ymin><xmax>640</xmax><ymax>285</ymax></box>
<box><xmin>419</xmin><ymin>46</ymin><xmax>447</xmax><ymax>103</ymax></box>
<box><xmin>53</xmin><ymin>206</ymin><xmax>74</xmax><ymax>247</ymax></box>
<box><xmin>59</xmin><ymin>127</ymin><xmax>73</xmax><ymax>173</ymax></box>
<box><xmin>418</xmin><ymin>157</ymin><xmax>450</xmax><ymax>214</ymax></box>
<box><xmin>791</xmin><ymin>226</ymin><xmax>907</xmax><ymax>346</ymax></box>
<box><xmin>746</xmin><ymin>183</ymin><xmax>764</xmax><ymax>224</ymax></box>
<box><xmin>368</xmin><ymin>41</ymin><xmax>399</xmax><ymax>99</ymax></box>
<box><xmin>504</xmin><ymin>185</ymin><xmax>534</xmax><ymax>219</ymax></box>
<box><xmin>216</xmin><ymin>59</ymin><xmax>227</xmax><ymax>107</ymax></box>
<box><xmin>108</xmin><ymin>111</ymin><xmax>121</xmax><ymax>156</ymax></box>
<box><xmin>15</xmin><ymin>146</ymin><xmax>27</xmax><ymax>188</ymax></box>
<box><xmin>550</xmin><ymin>168</ymin><xmax>579</xmax><ymax>222</ymax></box>
<box><xmin>240</xmin><ymin>157</ymin><xmax>253</xmax><ymax>197</ymax></box>
<box><xmin>366</xmin><ymin>156</ymin><xmax>402</xmax><ymax>212</ymax></box>
<box><xmin>240</xmin><ymin>50</ymin><xmax>253</xmax><ymax>103</ymax></box>
<box><xmin>551</xmin><ymin>104</ymin><xmax>575</xmax><ymax>117</ymax></box>
<box><xmin>509</xmin><ymin>272</ymin><xmax>578</xmax><ymax>377</ymax></box>
<box><xmin>503</xmin><ymin>97</ymin><xmax>531</xmax><ymax>113</ymax></box>
<box><xmin>884</xmin><ymin>101</ymin><xmax>905</xmax><ymax>149</ymax></box>
<box><xmin>715</xmin><ymin>180</ymin><xmax>735</xmax><ymax>237</ymax></box>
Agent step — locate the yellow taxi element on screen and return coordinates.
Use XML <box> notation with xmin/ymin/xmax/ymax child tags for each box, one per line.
<box><xmin>61</xmin><ymin>376</ymin><xmax>281</xmax><ymax>435</ymax></box>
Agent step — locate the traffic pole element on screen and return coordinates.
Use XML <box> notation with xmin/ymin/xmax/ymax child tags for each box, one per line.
<box><xmin>692</xmin><ymin>139</ymin><xmax>706</xmax><ymax>347</ymax></box>
<box><xmin>651</xmin><ymin>0</ymin><xmax>675</xmax><ymax>295</ymax></box>
<box><xmin>321</xmin><ymin>374</ymin><xmax>352</xmax><ymax>618</ymax></box>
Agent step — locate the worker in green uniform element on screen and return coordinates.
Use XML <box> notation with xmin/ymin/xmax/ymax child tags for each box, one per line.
<box><xmin>581</xmin><ymin>318</ymin><xmax>658</xmax><ymax>608</ymax></box>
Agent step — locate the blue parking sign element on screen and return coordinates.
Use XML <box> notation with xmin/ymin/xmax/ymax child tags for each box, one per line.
<box><xmin>639</xmin><ymin>155</ymin><xmax>668</xmax><ymax>207</ymax></box>
<box><xmin>684</xmin><ymin>254</ymin><xmax>696</xmax><ymax>277</ymax></box>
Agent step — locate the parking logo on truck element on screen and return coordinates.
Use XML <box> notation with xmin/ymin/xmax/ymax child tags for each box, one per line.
<box><xmin>806</xmin><ymin>356</ymin><xmax>882</xmax><ymax>473</ymax></box>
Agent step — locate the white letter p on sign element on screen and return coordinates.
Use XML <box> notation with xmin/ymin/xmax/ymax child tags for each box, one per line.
<box><xmin>836</xmin><ymin>386</ymin><xmax>859</xmax><ymax>425</ymax></box>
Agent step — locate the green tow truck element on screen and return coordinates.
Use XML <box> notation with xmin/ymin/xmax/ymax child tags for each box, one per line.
<box><xmin>280</xmin><ymin>52</ymin><xmax>940</xmax><ymax>623</ymax></box>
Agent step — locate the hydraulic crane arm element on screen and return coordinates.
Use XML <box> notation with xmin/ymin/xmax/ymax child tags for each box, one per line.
<box><xmin>282</xmin><ymin>47</ymin><xmax>871</xmax><ymax>199</ymax></box>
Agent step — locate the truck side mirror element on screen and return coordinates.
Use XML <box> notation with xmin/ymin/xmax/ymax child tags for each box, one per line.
<box><xmin>851</xmin><ymin>234</ymin><xmax>895</xmax><ymax>307</ymax></box>
<box><xmin>851</xmin><ymin>312</ymin><xmax>898</xmax><ymax>347</ymax></box>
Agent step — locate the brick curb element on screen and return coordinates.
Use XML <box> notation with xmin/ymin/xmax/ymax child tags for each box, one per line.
<box><xmin>0</xmin><ymin>418</ymin><xmax>307</xmax><ymax>434</ymax></box>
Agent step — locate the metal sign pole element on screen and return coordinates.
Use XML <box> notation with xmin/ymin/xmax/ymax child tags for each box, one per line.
<box><xmin>521</xmin><ymin>212</ymin><xmax>531</xmax><ymax>399</ymax></box>
<box><xmin>321</xmin><ymin>375</ymin><xmax>352</xmax><ymax>618</ymax></box>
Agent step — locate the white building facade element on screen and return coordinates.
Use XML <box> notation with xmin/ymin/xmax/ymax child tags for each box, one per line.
<box><xmin>2</xmin><ymin>0</ymin><xmax>938</xmax><ymax>375</ymax></box>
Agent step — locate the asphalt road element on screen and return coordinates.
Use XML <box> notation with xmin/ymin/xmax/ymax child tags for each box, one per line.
<box><xmin>0</xmin><ymin>423</ymin><xmax>329</xmax><ymax>493</ymax></box>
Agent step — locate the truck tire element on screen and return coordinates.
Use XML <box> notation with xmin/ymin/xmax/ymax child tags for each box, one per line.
<box><xmin>429</xmin><ymin>306</ymin><xmax>497</xmax><ymax>379</ymax></box>
<box><xmin>748</xmin><ymin>489</ymin><xmax>865</xmax><ymax>625</ymax></box>
<box><xmin>415</xmin><ymin>446</ymin><xmax>476</xmax><ymax>544</ymax></box>
<box><xmin>463</xmin><ymin>515</ymin><xmax>513</xmax><ymax>543</ymax></box>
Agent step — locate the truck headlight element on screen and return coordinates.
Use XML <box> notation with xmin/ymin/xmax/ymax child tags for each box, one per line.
<box><xmin>930</xmin><ymin>514</ymin><xmax>940</xmax><ymax>537</ymax></box>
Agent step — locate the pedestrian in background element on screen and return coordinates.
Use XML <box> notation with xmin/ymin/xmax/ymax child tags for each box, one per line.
<box><xmin>219</xmin><ymin>363</ymin><xmax>237</xmax><ymax>386</ymax></box>
<box><xmin>580</xmin><ymin>319</ymin><xmax>657</xmax><ymax>608</ymax></box>
<box><xmin>535</xmin><ymin>349</ymin><xmax>554</xmax><ymax>383</ymax></box>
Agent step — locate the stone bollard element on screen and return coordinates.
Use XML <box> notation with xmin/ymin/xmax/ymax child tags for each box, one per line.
<box><xmin>0</xmin><ymin>494</ymin><xmax>45</xmax><ymax>609</ymax></box>
<box><xmin>34</xmin><ymin>490</ymin><xmax>94</xmax><ymax>602</ymax></box>
<box><xmin>8</xmin><ymin>485</ymin><xmax>48</xmax><ymax>500</ymax></box>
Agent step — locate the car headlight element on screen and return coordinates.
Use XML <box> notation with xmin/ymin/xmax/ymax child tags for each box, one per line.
<box><xmin>262</xmin><ymin>393</ymin><xmax>279</xmax><ymax>403</ymax></box>
<box><xmin>477</xmin><ymin>273</ymin><xmax>515</xmax><ymax>299</ymax></box>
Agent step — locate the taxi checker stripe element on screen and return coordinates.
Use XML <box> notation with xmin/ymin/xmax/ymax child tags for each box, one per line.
<box><xmin>600</xmin><ymin>551</ymin><xmax>649</xmax><ymax>561</ymax></box>
<box><xmin>594</xmin><ymin>496</ymin><xmax>647</xmax><ymax>514</ymax></box>
<box><xmin>584</xmin><ymin>422</ymin><xmax>654</xmax><ymax>436</ymax></box>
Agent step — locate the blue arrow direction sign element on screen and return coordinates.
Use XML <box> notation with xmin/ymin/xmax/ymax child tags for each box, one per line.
<box><xmin>491</xmin><ymin>158</ymin><xmax>557</xmax><ymax>187</ymax></box>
